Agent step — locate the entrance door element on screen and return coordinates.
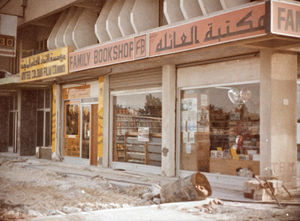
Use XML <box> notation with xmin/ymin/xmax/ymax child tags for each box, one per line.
<box><xmin>64</xmin><ymin>102</ymin><xmax>80</xmax><ymax>157</ymax></box>
<box><xmin>9</xmin><ymin>111</ymin><xmax>18</xmax><ymax>153</ymax></box>
<box><xmin>81</xmin><ymin>105</ymin><xmax>90</xmax><ymax>159</ymax></box>
<box><xmin>80</xmin><ymin>104</ymin><xmax>98</xmax><ymax>165</ymax></box>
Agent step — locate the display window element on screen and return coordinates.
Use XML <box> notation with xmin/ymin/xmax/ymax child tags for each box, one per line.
<box><xmin>179</xmin><ymin>83</ymin><xmax>260</xmax><ymax>176</ymax></box>
<box><xmin>112</xmin><ymin>90</ymin><xmax>162</xmax><ymax>166</ymax></box>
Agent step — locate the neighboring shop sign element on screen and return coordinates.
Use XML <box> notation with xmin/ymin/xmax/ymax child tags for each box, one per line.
<box><xmin>69</xmin><ymin>35</ymin><xmax>147</xmax><ymax>72</ymax></box>
<box><xmin>62</xmin><ymin>85</ymin><xmax>90</xmax><ymax>100</ymax></box>
<box><xmin>0</xmin><ymin>14</ymin><xmax>17</xmax><ymax>57</ymax></box>
<box><xmin>149</xmin><ymin>3</ymin><xmax>266</xmax><ymax>57</ymax></box>
<box><xmin>272</xmin><ymin>0</ymin><xmax>300</xmax><ymax>38</ymax></box>
<box><xmin>20</xmin><ymin>47</ymin><xmax>72</xmax><ymax>82</ymax></box>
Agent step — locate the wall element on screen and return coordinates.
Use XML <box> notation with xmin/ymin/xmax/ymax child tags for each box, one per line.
<box><xmin>177</xmin><ymin>56</ymin><xmax>260</xmax><ymax>88</ymax></box>
<box><xmin>0</xmin><ymin>0</ymin><xmax>79</xmax><ymax>26</ymax></box>
<box><xmin>20</xmin><ymin>89</ymin><xmax>37</xmax><ymax>156</ymax></box>
<box><xmin>0</xmin><ymin>96</ymin><xmax>9</xmax><ymax>152</ymax></box>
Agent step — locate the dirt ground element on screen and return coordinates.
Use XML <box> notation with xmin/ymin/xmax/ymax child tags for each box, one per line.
<box><xmin>0</xmin><ymin>153</ymin><xmax>299</xmax><ymax>220</ymax></box>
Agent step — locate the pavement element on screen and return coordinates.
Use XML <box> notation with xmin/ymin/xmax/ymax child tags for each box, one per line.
<box><xmin>1</xmin><ymin>152</ymin><xmax>300</xmax><ymax>221</ymax></box>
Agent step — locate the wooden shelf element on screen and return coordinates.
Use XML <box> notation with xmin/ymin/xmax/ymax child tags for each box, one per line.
<box><xmin>209</xmin><ymin>158</ymin><xmax>260</xmax><ymax>175</ymax></box>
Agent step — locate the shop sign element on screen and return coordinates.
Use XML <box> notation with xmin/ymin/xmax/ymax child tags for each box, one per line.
<box><xmin>69</xmin><ymin>35</ymin><xmax>147</xmax><ymax>72</ymax></box>
<box><xmin>20</xmin><ymin>47</ymin><xmax>72</xmax><ymax>82</ymax></box>
<box><xmin>0</xmin><ymin>14</ymin><xmax>17</xmax><ymax>57</ymax></box>
<box><xmin>272</xmin><ymin>0</ymin><xmax>300</xmax><ymax>38</ymax></box>
<box><xmin>149</xmin><ymin>3</ymin><xmax>267</xmax><ymax>57</ymax></box>
<box><xmin>62</xmin><ymin>85</ymin><xmax>90</xmax><ymax>100</ymax></box>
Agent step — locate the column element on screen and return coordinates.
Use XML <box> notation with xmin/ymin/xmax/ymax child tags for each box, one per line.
<box><xmin>260</xmin><ymin>49</ymin><xmax>297</xmax><ymax>188</ymax></box>
<box><xmin>162</xmin><ymin>64</ymin><xmax>176</xmax><ymax>177</ymax></box>
<box><xmin>102</xmin><ymin>75</ymin><xmax>110</xmax><ymax>168</ymax></box>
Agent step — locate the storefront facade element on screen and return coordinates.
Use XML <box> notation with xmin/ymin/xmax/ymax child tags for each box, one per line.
<box><xmin>0</xmin><ymin>0</ymin><xmax>299</xmax><ymax>188</ymax></box>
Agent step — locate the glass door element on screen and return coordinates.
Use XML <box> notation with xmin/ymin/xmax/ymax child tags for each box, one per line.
<box><xmin>81</xmin><ymin>105</ymin><xmax>91</xmax><ymax>159</ymax></box>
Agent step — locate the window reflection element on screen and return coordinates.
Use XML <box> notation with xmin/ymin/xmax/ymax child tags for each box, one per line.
<box><xmin>180</xmin><ymin>83</ymin><xmax>260</xmax><ymax>176</ymax></box>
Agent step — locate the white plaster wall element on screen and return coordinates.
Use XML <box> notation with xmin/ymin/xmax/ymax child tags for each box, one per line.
<box><xmin>106</xmin><ymin>0</ymin><xmax>125</xmax><ymax>40</ymax></box>
<box><xmin>131</xmin><ymin>0</ymin><xmax>159</xmax><ymax>33</ymax></box>
<box><xmin>118</xmin><ymin>0</ymin><xmax>135</xmax><ymax>36</ymax></box>
<box><xmin>95</xmin><ymin>0</ymin><xmax>115</xmax><ymax>43</ymax></box>
<box><xmin>63</xmin><ymin>7</ymin><xmax>83</xmax><ymax>49</ymax></box>
<box><xmin>180</xmin><ymin>0</ymin><xmax>202</xmax><ymax>19</ymax></box>
<box><xmin>73</xmin><ymin>9</ymin><xmax>98</xmax><ymax>49</ymax></box>
<box><xmin>163</xmin><ymin>0</ymin><xmax>184</xmax><ymax>24</ymax></box>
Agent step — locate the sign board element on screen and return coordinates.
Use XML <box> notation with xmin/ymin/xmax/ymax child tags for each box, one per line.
<box><xmin>0</xmin><ymin>14</ymin><xmax>17</xmax><ymax>57</ymax></box>
<box><xmin>271</xmin><ymin>0</ymin><xmax>300</xmax><ymax>38</ymax></box>
<box><xmin>149</xmin><ymin>3</ymin><xmax>267</xmax><ymax>57</ymax></box>
<box><xmin>20</xmin><ymin>47</ymin><xmax>72</xmax><ymax>82</ymax></box>
<box><xmin>69</xmin><ymin>35</ymin><xmax>147</xmax><ymax>72</ymax></box>
<box><xmin>138</xmin><ymin>127</ymin><xmax>149</xmax><ymax>142</ymax></box>
<box><xmin>62</xmin><ymin>85</ymin><xmax>90</xmax><ymax>100</ymax></box>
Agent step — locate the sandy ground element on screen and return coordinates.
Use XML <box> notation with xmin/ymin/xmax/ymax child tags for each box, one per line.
<box><xmin>0</xmin><ymin>153</ymin><xmax>300</xmax><ymax>220</ymax></box>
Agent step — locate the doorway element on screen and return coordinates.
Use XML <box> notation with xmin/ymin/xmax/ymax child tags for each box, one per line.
<box><xmin>8</xmin><ymin>95</ymin><xmax>18</xmax><ymax>153</ymax></box>
<box><xmin>80</xmin><ymin>103</ymin><xmax>98</xmax><ymax>165</ymax></box>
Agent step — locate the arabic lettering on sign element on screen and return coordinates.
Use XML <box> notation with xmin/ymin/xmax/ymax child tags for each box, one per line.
<box><xmin>272</xmin><ymin>1</ymin><xmax>300</xmax><ymax>38</ymax></box>
<box><xmin>149</xmin><ymin>3</ymin><xmax>266</xmax><ymax>57</ymax></box>
<box><xmin>20</xmin><ymin>47</ymin><xmax>71</xmax><ymax>82</ymax></box>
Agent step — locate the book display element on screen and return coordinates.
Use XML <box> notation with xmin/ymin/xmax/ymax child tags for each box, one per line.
<box><xmin>112</xmin><ymin>93</ymin><xmax>162</xmax><ymax>166</ymax></box>
<box><xmin>180</xmin><ymin>84</ymin><xmax>260</xmax><ymax>176</ymax></box>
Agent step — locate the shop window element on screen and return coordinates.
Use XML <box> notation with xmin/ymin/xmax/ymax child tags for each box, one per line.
<box><xmin>36</xmin><ymin>89</ymin><xmax>51</xmax><ymax>147</ymax></box>
<box><xmin>180</xmin><ymin>83</ymin><xmax>260</xmax><ymax>176</ymax></box>
<box><xmin>66</xmin><ymin>104</ymin><xmax>79</xmax><ymax>135</ymax></box>
<box><xmin>113</xmin><ymin>91</ymin><xmax>162</xmax><ymax>166</ymax></box>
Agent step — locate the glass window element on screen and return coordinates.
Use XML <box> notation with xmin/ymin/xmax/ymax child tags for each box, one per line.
<box><xmin>113</xmin><ymin>92</ymin><xmax>162</xmax><ymax>166</ymax></box>
<box><xmin>180</xmin><ymin>83</ymin><xmax>260</xmax><ymax>176</ymax></box>
<box><xmin>66</xmin><ymin>104</ymin><xmax>79</xmax><ymax>135</ymax></box>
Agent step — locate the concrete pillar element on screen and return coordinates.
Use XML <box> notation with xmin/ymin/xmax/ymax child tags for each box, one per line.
<box><xmin>63</xmin><ymin>7</ymin><xmax>83</xmax><ymax>49</ymax></box>
<box><xmin>55</xmin><ymin>7</ymin><xmax>75</xmax><ymax>49</ymax></box>
<box><xmin>180</xmin><ymin>0</ymin><xmax>203</xmax><ymax>20</ymax></box>
<box><xmin>130</xmin><ymin>0</ymin><xmax>159</xmax><ymax>33</ymax></box>
<box><xmin>162</xmin><ymin>64</ymin><xmax>176</xmax><ymax>177</ymax></box>
<box><xmin>0</xmin><ymin>96</ymin><xmax>9</xmax><ymax>152</ymax></box>
<box><xmin>52</xmin><ymin>84</ymin><xmax>62</xmax><ymax>158</ymax></box>
<box><xmin>102</xmin><ymin>75</ymin><xmax>110</xmax><ymax>168</ymax></box>
<box><xmin>163</xmin><ymin>0</ymin><xmax>184</xmax><ymax>24</ymax></box>
<box><xmin>95</xmin><ymin>0</ymin><xmax>115</xmax><ymax>43</ymax></box>
<box><xmin>19</xmin><ymin>90</ymin><xmax>37</xmax><ymax>156</ymax></box>
<box><xmin>118</xmin><ymin>0</ymin><xmax>135</xmax><ymax>37</ymax></box>
<box><xmin>73</xmin><ymin>9</ymin><xmax>98</xmax><ymax>49</ymax></box>
<box><xmin>198</xmin><ymin>0</ymin><xmax>223</xmax><ymax>15</ymax></box>
<box><xmin>260</xmin><ymin>50</ymin><xmax>297</xmax><ymax>188</ymax></box>
<box><xmin>106</xmin><ymin>0</ymin><xmax>124</xmax><ymax>40</ymax></box>
<box><xmin>47</xmin><ymin>11</ymin><xmax>68</xmax><ymax>50</ymax></box>
<box><xmin>220</xmin><ymin>0</ymin><xmax>250</xmax><ymax>10</ymax></box>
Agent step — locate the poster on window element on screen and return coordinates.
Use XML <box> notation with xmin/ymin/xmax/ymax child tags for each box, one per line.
<box><xmin>181</xmin><ymin>98</ymin><xmax>197</xmax><ymax>112</ymax></box>
<box><xmin>138</xmin><ymin>127</ymin><xmax>149</xmax><ymax>142</ymax></box>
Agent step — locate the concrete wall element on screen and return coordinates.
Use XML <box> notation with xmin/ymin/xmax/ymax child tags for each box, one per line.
<box><xmin>0</xmin><ymin>96</ymin><xmax>9</xmax><ymax>152</ymax></box>
<box><xmin>260</xmin><ymin>50</ymin><xmax>298</xmax><ymax>188</ymax></box>
<box><xmin>19</xmin><ymin>90</ymin><xmax>37</xmax><ymax>156</ymax></box>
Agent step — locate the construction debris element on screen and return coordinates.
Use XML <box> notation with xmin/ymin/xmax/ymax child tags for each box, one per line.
<box><xmin>160</xmin><ymin>172</ymin><xmax>212</xmax><ymax>203</ymax></box>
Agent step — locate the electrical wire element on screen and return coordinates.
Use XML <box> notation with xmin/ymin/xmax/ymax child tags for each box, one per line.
<box><xmin>0</xmin><ymin>0</ymin><xmax>10</xmax><ymax>10</ymax></box>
